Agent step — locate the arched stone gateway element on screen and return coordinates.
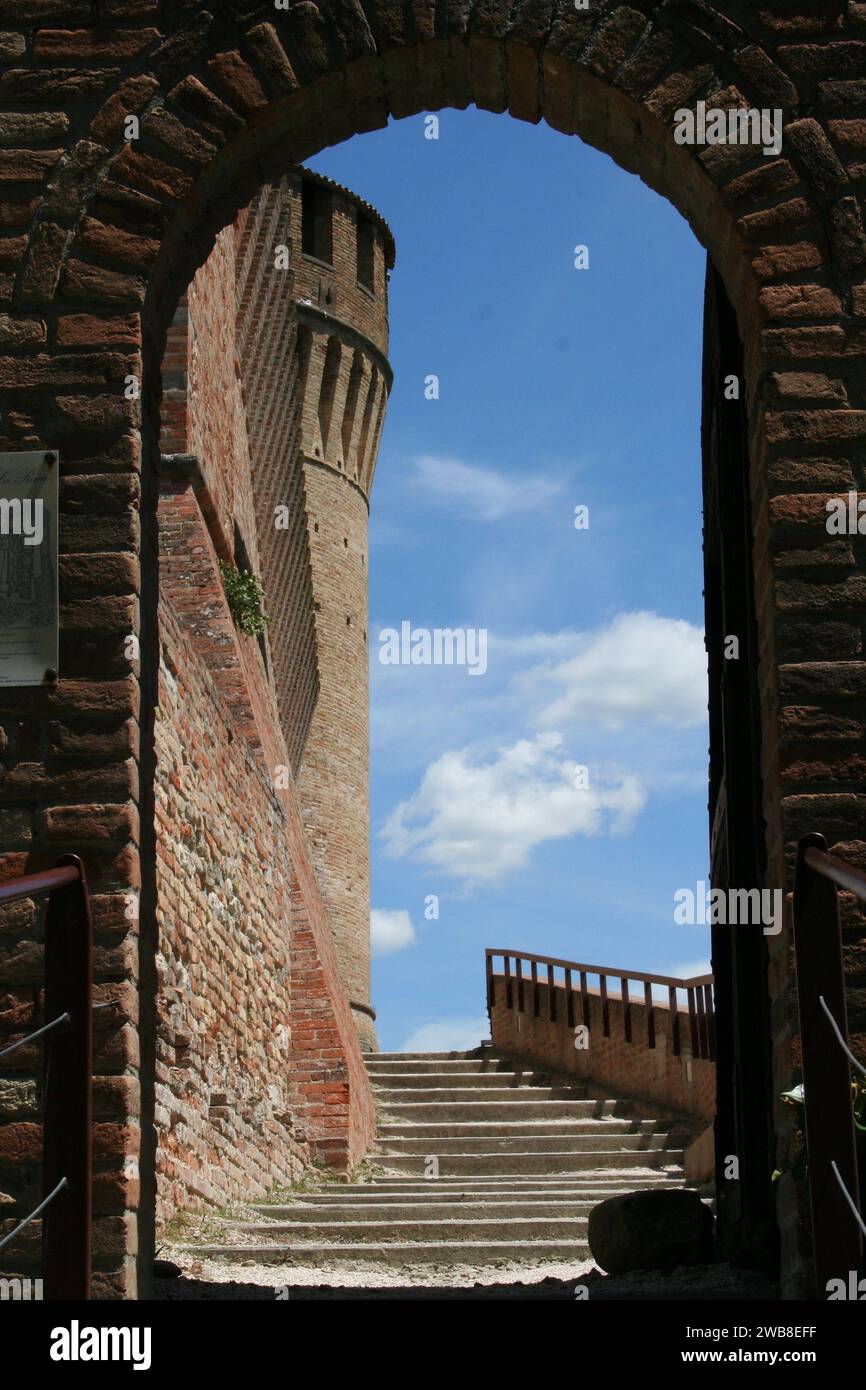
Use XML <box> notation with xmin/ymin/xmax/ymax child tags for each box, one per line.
<box><xmin>0</xmin><ymin>1</ymin><xmax>864</xmax><ymax>1299</ymax></box>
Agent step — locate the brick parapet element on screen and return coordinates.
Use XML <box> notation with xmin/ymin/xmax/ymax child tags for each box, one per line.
<box><xmin>490</xmin><ymin>977</ymin><xmax>715</xmax><ymax>1125</ymax></box>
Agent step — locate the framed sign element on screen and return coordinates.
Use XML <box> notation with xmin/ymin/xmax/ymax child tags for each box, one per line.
<box><xmin>0</xmin><ymin>450</ymin><xmax>59</xmax><ymax>686</ymax></box>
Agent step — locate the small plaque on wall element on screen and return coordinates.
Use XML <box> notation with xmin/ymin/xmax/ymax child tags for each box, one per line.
<box><xmin>0</xmin><ymin>450</ymin><xmax>59</xmax><ymax>686</ymax></box>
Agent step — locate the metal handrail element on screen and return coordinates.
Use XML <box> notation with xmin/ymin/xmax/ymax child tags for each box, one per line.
<box><xmin>486</xmin><ymin>947</ymin><xmax>715</xmax><ymax>1060</ymax></box>
<box><xmin>0</xmin><ymin>864</ymin><xmax>81</xmax><ymax>907</ymax></box>
<box><xmin>819</xmin><ymin>996</ymin><xmax>866</xmax><ymax>1078</ymax></box>
<box><xmin>0</xmin><ymin>1178</ymin><xmax>68</xmax><ymax>1256</ymax></box>
<box><xmin>803</xmin><ymin>845</ymin><xmax>866</xmax><ymax>904</ymax></box>
<box><xmin>793</xmin><ymin>833</ymin><xmax>864</xmax><ymax>1295</ymax></box>
<box><xmin>0</xmin><ymin>1012</ymin><xmax>70</xmax><ymax>1059</ymax></box>
<box><xmin>486</xmin><ymin>947</ymin><xmax>713</xmax><ymax>990</ymax></box>
<box><xmin>0</xmin><ymin>854</ymin><xmax>92</xmax><ymax>1300</ymax></box>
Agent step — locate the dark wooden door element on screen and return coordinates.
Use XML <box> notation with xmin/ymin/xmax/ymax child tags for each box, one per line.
<box><xmin>702</xmin><ymin>260</ymin><xmax>778</xmax><ymax>1271</ymax></box>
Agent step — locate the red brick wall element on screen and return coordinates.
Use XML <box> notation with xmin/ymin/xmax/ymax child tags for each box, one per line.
<box><xmin>154</xmin><ymin>478</ymin><xmax>375</xmax><ymax>1213</ymax></box>
<box><xmin>150</xmin><ymin>190</ymin><xmax>377</xmax><ymax>1225</ymax></box>
<box><xmin>235</xmin><ymin>184</ymin><xmax>319</xmax><ymax>775</ymax></box>
<box><xmin>153</xmin><ymin>598</ymin><xmax>308</xmax><ymax>1215</ymax></box>
<box><xmin>290</xmin><ymin>170</ymin><xmax>393</xmax><ymax>359</ymax></box>
<box><xmin>154</xmin><ymin>565</ymin><xmax>374</xmax><ymax>1203</ymax></box>
<box><xmin>491</xmin><ymin>976</ymin><xmax>715</xmax><ymax>1124</ymax></box>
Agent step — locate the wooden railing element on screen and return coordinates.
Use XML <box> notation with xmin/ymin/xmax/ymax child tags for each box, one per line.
<box><xmin>0</xmin><ymin>855</ymin><xmax>93</xmax><ymax>1300</ymax></box>
<box><xmin>486</xmin><ymin>948</ymin><xmax>715</xmax><ymax>1061</ymax></box>
<box><xmin>793</xmin><ymin>833</ymin><xmax>865</xmax><ymax>1294</ymax></box>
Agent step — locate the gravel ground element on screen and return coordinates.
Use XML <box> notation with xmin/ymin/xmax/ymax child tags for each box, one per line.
<box><xmin>153</xmin><ymin>1246</ymin><xmax>777</xmax><ymax>1301</ymax></box>
<box><xmin>157</xmin><ymin>1247</ymin><xmax>596</xmax><ymax>1290</ymax></box>
<box><xmin>155</xmin><ymin>1204</ymin><xmax>598</xmax><ymax>1295</ymax></box>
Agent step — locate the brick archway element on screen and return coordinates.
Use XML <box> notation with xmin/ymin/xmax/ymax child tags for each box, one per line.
<box><xmin>1</xmin><ymin>3</ymin><xmax>864</xmax><ymax>1297</ymax></box>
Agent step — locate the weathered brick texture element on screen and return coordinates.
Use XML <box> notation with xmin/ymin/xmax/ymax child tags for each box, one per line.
<box><xmin>152</xmin><ymin>173</ymin><xmax>386</xmax><ymax>1217</ymax></box>
<box><xmin>491</xmin><ymin>978</ymin><xmax>715</xmax><ymax>1124</ymax></box>
<box><xmin>153</xmin><ymin>597</ymin><xmax>307</xmax><ymax>1216</ymax></box>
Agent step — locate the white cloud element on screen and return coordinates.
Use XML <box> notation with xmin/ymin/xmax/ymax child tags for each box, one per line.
<box><xmin>401</xmin><ymin>1016</ymin><xmax>490</xmax><ymax>1053</ymax></box>
<box><xmin>650</xmin><ymin>958</ymin><xmax>713</xmax><ymax>1001</ymax></box>
<box><xmin>371</xmin><ymin>908</ymin><xmax>417</xmax><ymax>957</ymax></box>
<box><xmin>669</xmin><ymin>958</ymin><xmax>713</xmax><ymax>981</ymax></box>
<box><xmin>523</xmin><ymin>611</ymin><xmax>707</xmax><ymax>730</ymax></box>
<box><xmin>410</xmin><ymin>455</ymin><xmax>564</xmax><ymax>521</ymax></box>
<box><xmin>381</xmin><ymin>731</ymin><xmax>646</xmax><ymax>886</ymax></box>
<box><xmin>371</xmin><ymin>612</ymin><xmax>708</xmax><ymax>782</ymax></box>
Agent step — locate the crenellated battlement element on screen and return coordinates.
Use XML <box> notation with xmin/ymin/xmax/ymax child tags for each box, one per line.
<box><xmin>285</xmin><ymin>168</ymin><xmax>393</xmax><ymax>503</ymax></box>
<box><xmin>295</xmin><ymin>308</ymin><xmax>391</xmax><ymax>497</ymax></box>
<box><xmin>289</xmin><ymin>167</ymin><xmax>394</xmax><ymax>355</ymax></box>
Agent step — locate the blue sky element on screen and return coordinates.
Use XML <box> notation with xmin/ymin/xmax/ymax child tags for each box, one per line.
<box><xmin>308</xmin><ymin>108</ymin><xmax>712</xmax><ymax>1053</ymax></box>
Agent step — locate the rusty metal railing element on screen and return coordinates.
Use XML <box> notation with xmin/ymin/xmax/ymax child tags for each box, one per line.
<box><xmin>0</xmin><ymin>855</ymin><xmax>93</xmax><ymax>1300</ymax></box>
<box><xmin>793</xmin><ymin>833</ymin><xmax>865</xmax><ymax>1295</ymax></box>
<box><xmin>485</xmin><ymin>948</ymin><xmax>715</xmax><ymax>1061</ymax></box>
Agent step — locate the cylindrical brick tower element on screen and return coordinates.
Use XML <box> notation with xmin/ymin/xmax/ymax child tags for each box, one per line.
<box><xmin>288</xmin><ymin>169</ymin><xmax>394</xmax><ymax>1052</ymax></box>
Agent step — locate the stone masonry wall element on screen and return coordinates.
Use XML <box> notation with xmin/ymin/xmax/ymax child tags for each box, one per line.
<box><xmin>150</xmin><ymin>188</ymin><xmax>378</xmax><ymax>1226</ymax></box>
<box><xmin>153</xmin><ymin>598</ymin><xmax>308</xmax><ymax>1218</ymax></box>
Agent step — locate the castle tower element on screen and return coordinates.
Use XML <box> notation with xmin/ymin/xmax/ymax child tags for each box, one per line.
<box><xmin>161</xmin><ymin>168</ymin><xmax>393</xmax><ymax>1060</ymax></box>
<box><xmin>287</xmin><ymin>170</ymin><xmax>394</xmax><ymax>1052</ymax></box>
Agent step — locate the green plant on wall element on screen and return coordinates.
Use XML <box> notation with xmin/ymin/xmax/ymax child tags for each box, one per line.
<box><xmin>219</xmin><ymin>560</ymin><xmax>269</xmax><ymax>638</ymax></box>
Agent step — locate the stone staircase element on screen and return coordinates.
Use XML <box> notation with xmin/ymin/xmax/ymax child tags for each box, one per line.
<box><xmin>183</xmin><ymin>1047</ymin><xmax>698</xmax><ymax>1271</ymax></box>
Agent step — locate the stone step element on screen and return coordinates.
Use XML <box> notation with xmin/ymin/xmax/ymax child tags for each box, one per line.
<box><xmin>373</xmin><ymin>1085</ymin><xmax>582</xmax><ymax>1103</ymax></box>
<box><xmin>183</xmin><ymin>1239</ymin><xmax>589</xmax><ymax>1267</ymax></box>
<box><xmin>377</xmin><ymin>1118</ymin><xmax>673</xmax><ymax>1138</ymax></box>
<box><xmin>365</xmin><ymin>1058</ymin><xmax>514</xmax><ymax>1074</ymax></box>
<box><xmin>372</xmin><ymin>1133</ymin><xmax>685</xmax><ymax>1156</ymax></box>
<box><xmin>346</xmin><ymin>1172</ymin><xmax>683</xmax><ymax>1191</ymax></box>
<box><xmin>370</xmin><ymin>1071</ymin><xmax>561</xmax><ymax>1090</ymax></box>
<box><xmin>376</xmin><ymin>1099</ymin><xmax>631</xmax><ymax>1122</ymax></box>
<box><xmin>173</xmin><ymin>1049</ymin><xmax>697</xmax><ymax>1276</ymax></box>
<box><xmin>260</xmin><ymin>1181</ymin><xmax>682</xmax><ymax>1205</ymax></box>
<box><xmin>227</xmin><ymin>1216</ymin><xmax>589</xmax><ymax>1242</ymax></box>
<box><xmin>255</xmin><ymin>1200</ymin><xmax>608</xmax><ymax>1221</ymax></box>
<box><xmin>377</xmin><ymin>1150</ymin><xmax>684</xmax><ymax>1176</ymax></box>
<box><xmin>368</xmin><ymin>1051</ymin><xmax>492</xmax><ymax>1062</ymax></box>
